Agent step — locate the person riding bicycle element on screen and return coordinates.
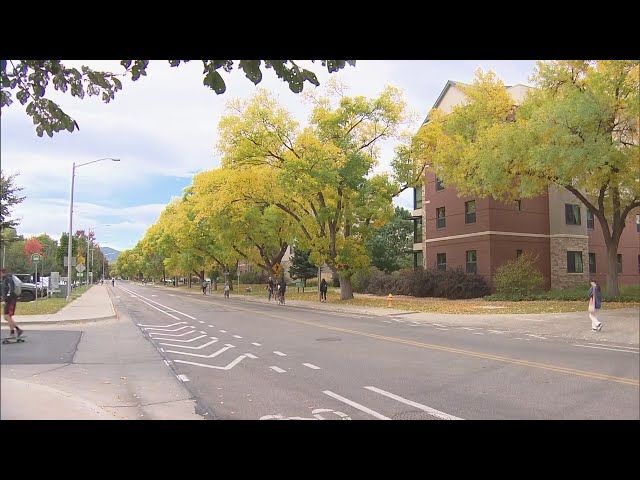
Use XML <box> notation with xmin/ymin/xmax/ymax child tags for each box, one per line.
<box><xmin>278</xmin><ymin>277</ymin><xmax>287</xmax><ymax>305</ymax></box>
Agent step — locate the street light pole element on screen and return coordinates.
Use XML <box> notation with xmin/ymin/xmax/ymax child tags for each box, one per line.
<box><xmin>66</xmin><ymin>158</ymin><xmax>120</xmax><ymax>301</ymax></box>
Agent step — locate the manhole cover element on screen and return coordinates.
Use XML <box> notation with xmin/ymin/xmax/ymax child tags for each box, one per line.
<box><xmin>316</xmin><ymin>337</ymin><xmax>341</xmax><ymax>342</ymax></box>
<box><xmin>392</xmin><ymin>411</ymin><xmax>444</xmax><ymax>420</ymax></box>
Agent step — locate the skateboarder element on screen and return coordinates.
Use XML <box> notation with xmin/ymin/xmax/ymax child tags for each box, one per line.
<box><xmin>1</xmin><ymin>268</ymin><xmax>24</xmax><ymax>339</ymax></box>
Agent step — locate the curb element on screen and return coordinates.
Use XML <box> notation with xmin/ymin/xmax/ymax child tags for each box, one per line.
<box><xmin>1</xmin><ymin>314</ymin><xmax>118</xmax><ymax>326</ymax></box>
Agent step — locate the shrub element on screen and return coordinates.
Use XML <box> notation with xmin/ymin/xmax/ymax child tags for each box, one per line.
<box><xmin>239</xmin><ymin>270</ymin><xmax>269</xmax><ymax>285</ymax></box>
<box><xmin>493</xmin><ymin>251</ymin><xmax>545</xmax><ymax>295</ymax></box>
<box><xmin>332</xmin><ymin>276</ymin><xmax>341</xmax><ymax>288</ymax></box>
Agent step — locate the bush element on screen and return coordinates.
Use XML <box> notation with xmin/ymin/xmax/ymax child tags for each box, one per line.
<box><xmin>332</xmin><ymin>276</ymin><xmax>341</xmax><ymax>288</ymax></box>
<box><xmin>493</xmin><ymin>252</ymin><xmax>545</xmax><ymax>295</ymax></box>
<box><xmin>239</xmin><ymin>270</ymin><xmax>269</xmax><ymax>285</ymax></box>
<box><xmin>485</xmin><ymin>284</ymin><xmax>640</xmax><ymax>303</ymax></box>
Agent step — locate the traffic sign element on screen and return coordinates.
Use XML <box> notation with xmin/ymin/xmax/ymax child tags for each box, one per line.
<box><xmin>273</xmin><ymin>263</ymin><xmax>282</xmax><ymax>275</ymax></box>
<box><xmin>31</xmin><ymin>253</ymin><xmax>42</xmax><ymax>263</ymax></box>
<box><xmin>76</xmin><ymin>264</ymin><xmax>86</xmax><ymax>273</ymax></box>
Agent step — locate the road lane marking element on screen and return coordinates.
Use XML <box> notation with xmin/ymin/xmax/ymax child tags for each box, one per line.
<box><xmin>233</xmin><ymin>335</ymin><xmax>243</xmax><ymax>339</ymax></box>
<box><xmin>118</xmin><ymin>286</ymin><xmax>197</xmax><ymax>319</ymax></box>
<box><xmin>188</xmin><ymin>296</ymin><xmax>640</xmax><ymax>387</ymax></box>
<box><xmin>160</xmin><ymin>348</ymin><xmax>164</xmax><ymax>352</ymax></box>
<box><xmin>164</xmin><ymin>344</ymin><xmax>234</xmax><ymax>358</ymax></box>
<box><xmin>159</xmin><ymin>339</ymin><xmax>218</xmax><ymax>350</ymax></box>
<box><xmin>175</xmin><ymin>355</ymin><xmax>247</xmax><ymax>370</ymax></box>
<box><xmin>143</xmin><ymin>325</ymin><xmax>194</xmax><ymax>332</ymax></box>
<box><xmin>177</xmin><ymin>374</ymin><xmax>189</xmax><ymax>382</ymax></box>
<box><xmin>245</xmin><ymin>353</ymin><xmax>258</xmax><ymax>359</ymax></box>
<box><xmin>149</xmin><ymin>330</ymin><xmax>197</xmax><ymax>338</ymax></box>
<box><xmin>473</xmin><ymin>333</ymin><xmax>484</xmax><ymax>335</ymax></box>
<box><xmin>303</xmin><ymin>363</ymin><xmax>321</xmax><ymax>370</ymax></box>
<box><xmin>323</xmin><ymin>390</ymin><xmax>390</xmax><ymax>420</ymax></box>
<box><xmin>251</xmin><ymin>342</ymin><xmax>262</xmax><ymax>347</ymax></box>
<box><xmin>199</xmin><ymin>321</ymin><xmax>205</xmax><ymax>324</ymax></box>
<box><xmin>208</xmin><ymin>325</ymin><xmax>215</xmax><ymax>328</ymax></box>
<box><xmin>573</xmin><ymin>344</ymin><xmax>639</xmax><ymax>354</ymax></box>
<box><xmin>138</xmin><ymin>322</ymin><xmax>185</xmax><ymax>328</ymax></box>
<box><xmin>488</xmin><ymin>330</ymin><xmax>507</xmax><ymax>334</ymax></box>
<box><xmin>200</xmin><ymin>331</ymin><xmax>207</xmax><ymax>334</ymax></box>
<box><xmin>583</xmin><ymin>342</ymin><xmax>639</xmax><ymax>351</ymax></box>
<box><xmin>274</xmin><ymin>351</ymin><xmax>287</xmax><ymax>356</ymax></box>
<box><xmin>149</xmin><ymin>334</ymin><xmax>207</xmax><ymax>343</ymax></box>
<box><xmin>270</xmin><ymin>366</ymin><xmax>286</xmax><ymax>373</ymax></box>
<box><xmin>164</xmin><ymin>360</ymin><xmax>170</xmax><ymax>366</ymax></box>
<box><xmin>526</xmin><ymin>334</ymin><xmax>547</xmax><ymax>339</ymax></box>
<box><xmin>436</xmin><ymin>328</ymin><xmax>449</xmax><ymax>331</ymax></box>
<box><xmin>220</xmin><ymin>330</ymin><xmax>227</xmax><ymax>333</ymax></box>
<box><xmin>364</xmin><ymin>386</ymin><xmax>463</xmax><ymax>420</ymax></box>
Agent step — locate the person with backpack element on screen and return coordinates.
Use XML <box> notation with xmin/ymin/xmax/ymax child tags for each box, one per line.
<box><xmin>202</xmin><ymin>280</ymin><xmax>208</xmax><ymax>295</ymax></box>
<box><xmin>1</xmin><ymin>268</ymin><xmax>24</xmax><ymax>338</ymax></box>
<box><xmin>278</xmin><ymin>277</ymin><xmax>287</xmax><ymax>305</ymax></box>
<box><xmin>320</xmin><ymin>278</ymin><xmax>328</xmax><ymax>302</ymax></box>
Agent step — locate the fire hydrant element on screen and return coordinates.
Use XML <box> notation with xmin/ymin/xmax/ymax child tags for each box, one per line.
<box><xmin>387</xmin><ymin>293</ymin><xmax>393</xmax><ymax>308</ymax></box>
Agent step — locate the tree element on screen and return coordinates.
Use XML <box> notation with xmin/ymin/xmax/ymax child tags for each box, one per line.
<box><xmin>288</xmin><ymin>248</ymin><xmax>318</xmax><ymax>286</ymax></box>
<box><xmin>2</xmin><ymin>230</ymin><xmax>28</xmax><ymax>273</ymax></box>
<box><xmin>1</xmin><ymin>60</ymin><xmax>355</xmax><ymax>138</ymax></box>
<box><xmin>57</xmin><ymin>232</ymin><xmax>79</xmax><ymax>280</ymax></box>
<box><xmin>413</xmin><ymin>62</ymin><xmax>639</xmax><ymax>296</ymax></box>
<box><xmin>24</xmin><ymin>237</ymin><xmax>44</xmax><ymax>262</ymax></box>
<box><xmin>36</xmin><ymin>234</ymin><xmax>61</xmax><ymax>276</ymax></box>
<box><xmin>0</xmin><ymin>171</ymin><xmax>25</xmax><ymax>231</ymax></box>
<box><xmin>365</xmin><ymin>206</ymin><xmax>413</xmax><ymax>273</ymax></box>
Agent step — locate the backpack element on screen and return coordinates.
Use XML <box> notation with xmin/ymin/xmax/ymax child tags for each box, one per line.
<box><xmin>10</xmin><ymin>276</ymin><xmax>22</xmax><ymax>297</ymax></box>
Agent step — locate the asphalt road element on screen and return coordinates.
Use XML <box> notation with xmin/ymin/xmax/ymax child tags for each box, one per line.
<box><xmin>111</xmin><ymin>281</ymin><xmax>640</xmax><ymax>420</ymax></box>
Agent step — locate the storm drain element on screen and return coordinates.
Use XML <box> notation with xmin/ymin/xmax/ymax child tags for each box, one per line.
<box><xmin>392</xmin><ymin>410</ymin><xmax>445</xmax><ymax>420</ymax></box>
<box><xmin>316</xmin><ymin>337</ymin><xmax>342</xmax><ymax>342</ymax></box>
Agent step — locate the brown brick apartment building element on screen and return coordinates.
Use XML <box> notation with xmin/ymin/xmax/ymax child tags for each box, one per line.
<box><xmin>411</xmin><ymin>81</ymin><xmax>640</xmax><ymax>290</ymax></box>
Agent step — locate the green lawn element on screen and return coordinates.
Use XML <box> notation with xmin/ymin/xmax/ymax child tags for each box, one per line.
<box><xmin>11</xmin><ymin>286</ymin><xmax>90</xmax><ymax>315</ymax></box>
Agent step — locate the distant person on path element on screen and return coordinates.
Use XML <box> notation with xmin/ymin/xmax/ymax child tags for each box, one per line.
<box><xmin>267</xmin><ymin>277</ymin><xmax>274</xmax><ymax>301</ymax></box>
<box><xmin>278</xmin><ymin>278</ymin><xmax>287</xmax><ymax>305</ymax></box>
<box><xmin>224</xmin><ymin>281</ymin><xmax>230</xmax><ymax>298</ymax></box>
<box><xmin>111</xmin><ymin>278</ymin><xmax>115</xmax><ymax>287</ymax></box>
<box><xmin>320</xmin><ymin>278</ymin><xmax>328</xmax><ymax>302</ymax></box>
<box><xmin>0</xmin><ymin>268</ymin><xmax>23</xmax><ymax>338</ymax></box>
<box><xmin>202</xmin><ymin>280</ymin><xmax>207</xmax><ymax>295</ymax></box>
<box><xmin>588</xmin><ymin>280</ymin><xmax>603</xmax><ymax>332</ymax></box>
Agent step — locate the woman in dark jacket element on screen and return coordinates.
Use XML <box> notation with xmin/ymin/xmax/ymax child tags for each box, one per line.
<box><xmin>587</xmin><ymin>280</ymin><xmax>602</xmax><ymax>332</ymax></box>
<box><xmin>320</xmin><ymin>279</ymin><xmax>328</xmax><ymax>302</ymax></box>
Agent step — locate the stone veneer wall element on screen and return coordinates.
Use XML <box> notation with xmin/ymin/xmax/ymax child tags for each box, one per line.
<box><xmin>550</xmin><ymin>236</ymin><xmax>589</xmax><ymax>290</ymax></box>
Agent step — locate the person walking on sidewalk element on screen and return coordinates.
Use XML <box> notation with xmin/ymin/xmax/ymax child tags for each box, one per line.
<box><xmin>0</xmin><ymin>268</ymin><xmax>24</xmax><ymax>338</ymax></box>
<box><xmin>202</xmin><ymin>280</ymin><xmax>207</xmax><ymax>295</ymax></box>
<box><xmin>588</xmin><ymin>280</ymin><xmax>603</xmax><ymax>332</ymax></box>
<box><xmin>320</xmin><ymin>278</ymin><xmax>328</xmax><ymax>303</ymax></box>
<box><xmin>267</xmin><ymin>277</ymin><xmax>274</xmax><ymax>301</ymax></box>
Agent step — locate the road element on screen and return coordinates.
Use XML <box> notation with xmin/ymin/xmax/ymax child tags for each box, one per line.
<box><xmin>111</xmin><ymin>281</ymin><xmax>639</xmax><ymax>420</ymax></box>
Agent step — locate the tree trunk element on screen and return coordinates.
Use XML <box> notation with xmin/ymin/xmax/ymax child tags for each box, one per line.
<box><xmin>339</xmin><ymin>273</ymin><xmax>354</xmax><ymax>300</ymax></box>
<box><xmin>606</xmin><ymin>242</ymin><xmax>620</xmax><ymax>297</ymax></box>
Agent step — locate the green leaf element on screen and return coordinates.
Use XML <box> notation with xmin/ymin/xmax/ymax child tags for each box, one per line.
<box><xmin>121</xmin><ymin>60</ymin><xmax>133</xmax><ymax>70</ymax></box>
<box><xmin>238</xmin><ymin>60</ymin><xmax>262</xmax><ymax>85</ymax></box>
<box><xmin>301</xmin><ymin>69</ymin><xmax>319</xmax><ymax>87</ymax></box>
<box><xmin>203</xmin><ymin>70</ymin><xmax>226</xmax><ymax>94</ymax></box>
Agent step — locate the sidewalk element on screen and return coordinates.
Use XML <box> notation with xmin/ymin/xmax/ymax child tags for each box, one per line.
<box><xmin>150</xmin><ymin>282</ymin><xmax>640</xmax><ymax>346</ymax></box>
<box><xmin>1</xmin><ymin>285</ymin><xmax>204</xmax><ymax>420</ymax></box>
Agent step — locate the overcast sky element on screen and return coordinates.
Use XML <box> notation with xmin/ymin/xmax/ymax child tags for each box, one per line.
<box><xmin>1</xmin><ymin>60</ymin><xmax>538</xmax><ymax>252</ymax></box>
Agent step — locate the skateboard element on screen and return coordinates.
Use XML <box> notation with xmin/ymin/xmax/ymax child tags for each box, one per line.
<box><xmin>2</xmin><ymin>336</ymin><xmax>26</xmax><ymax>344</ymax></box>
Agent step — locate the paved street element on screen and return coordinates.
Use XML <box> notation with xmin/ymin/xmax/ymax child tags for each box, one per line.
<box><xmin>111</xmin><ymin>281</ymin><xmax>639</xmax><ymax>420</ymax></box>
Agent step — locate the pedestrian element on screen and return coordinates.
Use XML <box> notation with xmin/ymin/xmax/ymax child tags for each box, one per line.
<box><xmin>267</xmin><ymin>276</ymin><xmax>274</xmax><ymax>301</ymax></box>
<box><xmin>279</xmin><ymin>277</ymin><xmax>287</xmax><ymax>305</ymax></box>
<box><xmin>588</xmin><ymin>280</ymin><xmax>603</xmax><ymax>332</ymax></box>
<box><xmin>224</xmin><ymin>281</ymin><xmax>230</xmax><ymax>298</ymax></box>
<box><xmin>111</xmin><ymin>278</ymin><xmax>115</xmax><ymax>287</ymax></box>
<box><xmin>320</xmin><ymin>278</ymin><xmax>328</xmax><ymax>302</ymax></box>
<box><xmin>202</xmin><ymin>280</ymin><xmax>207</xmax><ymax>295</ymax></box>
<box><xmin>0</xmin><ymin>268</ymin><xmax>24</xmax><ymax>339</ymax></box>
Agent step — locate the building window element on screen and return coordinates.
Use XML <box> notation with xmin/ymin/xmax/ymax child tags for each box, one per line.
<box><xmin>516</xmin><ymin>249</ymin><xmax>523</xmax><ymax>258</ymax></box>
<box><xmin>437</xmin><ymin>253</ymin><xmax>446</xmax><ymax>271</ymax></box>
<box><xmin>565</xmin><ymin>204</ymin><xmax>581</xmax><ymax>225</ymax></box>
<box><xmin>567</xmin><ymin>251</ymin><xmax>583</xmax><ymax>273</ymax></box>
<box><xmin>636</xmin><ymin>214</ymin><xmax>639</xmax><ymax>233</ymax></box>
<box><xmin>414</xmin><ymin>185</ymin><xmax>423</xmax><ymax>210</ymax></box>
<box><xmin>413</xmin><ymin>251</ymin><xmax>423</xmax><ymax>269</ymax></box>
<box><xmin>436</xmin><ymin>207</ymin><xmax>446</xmax><ymax>229</ymax></box>
<box><xmin>436</xmin><ymin>176</ymin><xmax>445</xmax><ymax>191</ymax></box>
<box><xmin>617</xmin><ymin>254</ymin><xmax>622</xmax><ymax>273</ymax></box>
<box><xmin>589</xmin><ymin>253</ymin><xmax>596</xmax><ymax>274</ymax></box>
<box><xmin>587</xmin><ymin>209</ymin><xmax>594</xmax><ymax>229</ymax></box>
<box><xmin>465</xmin><ymin>200</ymin><xmax>476</xmax><ymax>224</ymax></box>
<box><xmin>413</xmin><ymin>217</ymin><xmax>423</xmax><ymax>243</ymax></box>
<box><xmin>516</xmin><ymin>199</ymin><xmax>522</xmax><ymax>211</ymax></box>
<box><xmin>466</xmin><ymin>250</ymin><xmax>477</xmax><ymax>274</ymax></box>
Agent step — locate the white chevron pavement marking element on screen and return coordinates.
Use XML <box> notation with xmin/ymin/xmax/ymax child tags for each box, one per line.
<box><xmin>303</xmin><ymin>363</ymin><xmax>321</xmax><ymax>370</ymax></box>
<box><xmin>364</xmin><ymin>386</ymin><xmax>463</xmax><ymax>420</ymax></box>
<box><xmin>251</xmin><ymin>342</ymin><xmax>262</xmax><ymax>347</ymax></box>
<box><xmin>273</xmin><ymin>351</ymin><xmax>287</xmax><ymax>356</ymax></box>
<box><xmin>220</xmin><ymin>330</ymin><xmax>227</xmax><ymax>333</ymax></box>
<box><xmin>174</xmin><ymin>355</ymin><xmax>248</xmax><ymax>370</ymax></box>
<box><xmin>473</xmin><ymin>332</ymin><xmax>484</xmax><ymax>335</ymax></box>
<box><xmin>245</xmin><ymin>353</ymin><xmax>258</xmax><ymax>359</ymax></box>
<box><xmin>322</xmin><ymin>390</ymin><xmax>390</xmax><ymax>420</ymax></box>
<box><xmin>177</xmin><ymin>374</ymin><xmax>189</xmax><ymax>382</ymax></box>
<box><xmin>119</xmin><ymin>286</ymin><xmax>197</xmax><ymax>319</ymax></box>
<box><xmin>149</xmin><ymin>330</ymin><xmax>197</xmax><ymax>338</ymax></box>
<box><xmin>573</xmin><ymin>344</ymin><xmax>639</xmax><ymax>354</ymax></box>
<box><xmin>149</xmin><ymin>334</ymin><xmax>207</xmax><ymax>343</ymax></box>
<box><xmin>199</xmin><ymin>321</ymin><xmax>205</xmax><ymax>324</ymax></box>
<box><xmin>159</xmin><ymin>338</ymin><xmax>219</xmax><ymax>349</ymax></box>
<box><xmin>164</xmin><ymin>344</ymin><xmax>235</xmax><ymax>358</ymax></box>
<box><xmin>233</xmin><ymin>335</ymin><xmax>243</xmax><ymax>339</ymax></box>
<box><xmin>270</xmin><ymin>366</ymin><xmax>286</xmax><ymax>373</ymax></box>
<box><xmin>208</xmin><ymin>325</ymin><xmax>215</xmax><ymax>328</ymax></box>
<box><xmin>138</xmin><ymin>322</ymin><xmax>186</xmax><ymax>328</ymax></box>
<box><xmin>143</xmin><ymin>325</ymin><xmax>194</xmax><ymax>332</ymax></box>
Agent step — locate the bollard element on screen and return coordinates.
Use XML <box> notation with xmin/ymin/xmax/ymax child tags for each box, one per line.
<box><xmin>387</xmin><ymin>293</ymin><xmax>393</xmax><ymax>308</ymax></box>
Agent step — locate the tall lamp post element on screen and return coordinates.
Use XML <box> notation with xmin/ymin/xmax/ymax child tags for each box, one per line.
<box><xmin>67</xmin><ymin>158</ymin><xmax>120</xmax><ymax>301</ymax></box>
<box><xmin>87</xmin><ymin>224</ymin><xmax>110</xmax><ymax>285</ymax></box>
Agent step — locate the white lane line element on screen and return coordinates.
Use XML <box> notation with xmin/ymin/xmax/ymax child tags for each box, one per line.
<box><xmin>177</xmin><ymin>374</ymin><xmax>189</xmax><ymax>382</ymax></box>
<box><xmin>233</xmin><ymin>335</ymin><xmax>243</xmax><ymax>339</ymax></box>
<box><xmin>573</xmin><ymin>344</ymin><xmax>639</xmax><ymax>354</ymax></box>
<box><xmin>273</xmin><ymin>351</ymin><xmax>287</xmax><ymax>357</ymax></box>
<box><xmin>160</xmin><ymin>348</ymin><xmax>165</xmax><ymax>352</ymax></box>
<box><xmin>245</xmin><ymin>353</ymin><xmax>258</xmax><ymax>359</ymax></box>
<box><xmin>138</xmin><ymin>322</ymin><xmax>185</xmax><ymax>328</ymax></box>
<box><xmin>220</xmin><ymin>330</ymin><xmax>227</xmax><ymax>333</ymax></box>
<box><xmin>303</xmin><ymin>363</ymin><xmax>321</xmax><ymax>370</ymax></box>
<box><xmin>382</xmin><ymin>321</ymin><xmax>392</xmax><ymax>323</ymax></box>
<box><xmin>270</xmin><ymin>366</ymin><xmax>286</xmax><ymax>373</ymax></box>
<box><xmin>163</xmin><ymin>360</ymin><xmax>169</xmax><ymax>366</ymax></box>
<box><xmin>149</xmin><ymin>330</ymin><xmax>196</xmax><ymax>338</ymax></box>
<box><xmin>514</xmin><ymin>337</ymin><xmax>524</xmax><ymax>340</ymax></box>
<box><xmin>459</xmin><ymin>327</ymin><xmax>480</xmax><ymax>331</ymax></box>
<box><xmin>364</xmin><ymin>386</ymin><xmax>463</xmax><ymax>420</ymax></box>
<box><xmin>159</xmin><ymin>339</ymin><xmax>218</xmax><ymax>350</ymax></box>
<box><xmin>488</xmin><ymin>330</ymin><xmax>508</xmax><ymax>334</ymax></box>
<box><xmin>164</xmin><ymin>344</ymin><xmax>234</xmax><ymax>358</ymax></box>
<box><xmin>584</xmin><ymin>342</ymin><xmax>639</xmax><ymax>351</ymax></box>
<box><xmin>526</xmin><ymin>334</ymin><xmax>547</xmax><ymax>339</ymax></box>
<box><xmin>199</xmin><ymin>321</ymin><xmax>205</xmax><ymax>324</ymax></box>
<box><xmin>432</xmin><ymin>323</ymin><xmax>447</xmax><ymax>327</ymax></box>
<box><xmin>151</xmin><ymin>295</ymin><xmax>157</xmax><ymax>297</ymax></box>
<box><xmin>118</xmin><ymin>286</ymin><xmax>197</xmax><ymax>319</ymax></box>
<box><xmin>323</xmin><ymin>390</ymin><xmax>390</xmax><ymax>420</ymax></box>
<box><xmin>144</xmin><ymin>325</ymin><xmax>194</xmax><ymax>332</ymax></box>
<box><xmin>150</xmin><ymin>334</ymin><xmax>206</xmax><ymax>343</ymax></box>
<box><xmin>473</xmin><ymin>332</ymin><xmax>484</xmax><ymax>335</ymax></box>
<box><xmin>436</xmin><ymin>328</ymin><xmax>449</xmax><ymax>331</ymax></box>
<box><xmin>200</xmin><ymin>331</ymin><xmax>207</xmax><ymax>334</ymax></box>
<box><xmin>251</xmin><ymin>342</ymin><xmax>262</xmax><ymax>347</ymax></box>
<box><xmin>175</xmin><ymin>355</ymin><xmax>247</xmax><ymax>370</ymax></box>
<box><xmin>208</xmin><ymin>325</ymin><xmax>215</xmax><ymax>328</ymax></box>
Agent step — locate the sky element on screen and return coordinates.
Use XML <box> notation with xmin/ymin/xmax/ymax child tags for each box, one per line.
<box><xmin>1</xmin><ymin>60</ymin><xmax>538</xmax><ymax>252</ymax></box>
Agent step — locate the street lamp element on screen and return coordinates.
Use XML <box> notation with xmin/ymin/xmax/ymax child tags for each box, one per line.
<box><xmin>67</xmin><ymin>158</ymin><xmax>120</xmax><ymax>301</ymax></box>
<box><xmin>87</xmin><ymin>224</ymin><xmax>110</xmax><ymax>285</ymax></box>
